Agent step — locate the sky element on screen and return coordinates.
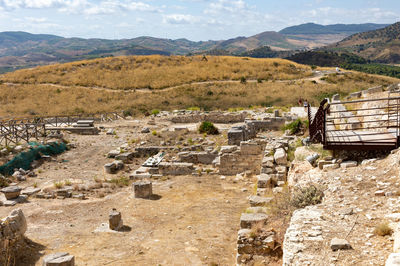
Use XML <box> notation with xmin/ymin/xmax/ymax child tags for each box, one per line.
<box><xmin>0</xmin><ymin>0</ymin><xmax>399</xmax><ymax>41</ymax></box>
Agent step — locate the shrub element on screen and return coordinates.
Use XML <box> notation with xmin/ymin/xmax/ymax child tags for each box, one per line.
<box><xmin>374</xmin><ymin>222</ymin><xmax>393</xmax><ymax>236</ymax></box>
<box><xmin>123</xmin><ymin>109</ymin><xmax>133</xmax><ymax>117</ymax></box>
<box><xmin>199</xmin><ymin>121</ymin><xmax>219</xmax><ymax>135</ymax></box>
<box><xmin>240</xmin><ymin>76</ymin><xmax>247</xmax><ymax>83</ymax></box>
<box><xmin>54</xmin><ymin>181</ymin><xmax>64</xmax><ymax>189</ymax></box>
<box><xmin>151</xmin><ymin>109</ymin><xmax>160</xmax><ymax>115</ymax></box>
<box><xmin>152</xmin><ymin>130</ymin><xmax>157</xmax><ymax>136</ymax></box>
<box><xmin>290</xmin><ymin>184</ymin><xmax>324</xmax><ymax>209</ymax></box>
<box><xmin>283</xmin><ymin>119</ymin><xmax>306</xmax><ymax>135</ymax></box>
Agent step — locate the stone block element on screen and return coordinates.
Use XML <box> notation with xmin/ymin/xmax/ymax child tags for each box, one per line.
<box><xmin>257</xmin><ymin>174</ymin><xmax>273</xmax><ymax>189</ymax></box>
<box><xmin>240</xmin><ymin>141</ymin><xmax>262</xmax><ymax>155</ymax></box>
<box><xmin>43</xmin><ymin>252</ymin><xmax>75</xmax><ymax>266</ymax></box>
<box><xmin>220</xmin><ymin>146</ymin><xmax>238</xmax><ymax>154</ymax></box>
<box><xmin>330</xmin><ymin>238</ymin><xmax>352</xmax><ymax>251</ymax></box>
<box><xmin>341</xmin><ymin>161</ymin><xmax>357</xmax><ymax>168</ymax></box>
<box><xmin>133</xmin><ymin>181</ymin><xmax>152</xmax><ymax>199</ymax></box>
<box><xmin>274</xmin><ymin>148</ymin><xmax>287</xmax><ymax>165</ymax></box>
<box><xmin>158</xmin><ymin>162</ymin><xmax>194</xmax><ymax>175</ymax></box>
<box><xmin>109</xmin><ymin>208</ymin><xmax>123</xmax><ymax>230</ymax></box>
<box><xmin>249</xmin><ymin>195</ymin><xmax>273</xmax><ymax>207</ymax></box>
<box><xmin>1</xmin><ymin>186</ymin><xmax>22</xmax><ymax>200</ymax></box>
<box><xmin>240</xmin><ymin>213</ymin><xmax>268</xmax><ymax>229</ymax></box>
<box><xmin>323</xmin><ymin>163</ymin><xmax>340</xmax><ymax>170</ymax></box>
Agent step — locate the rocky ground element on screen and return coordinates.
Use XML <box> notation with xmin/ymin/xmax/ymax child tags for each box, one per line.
<box><xmin>285</xmin><ymin>149</ymin><xmax>400</xmax><ymax>265</ymax></box>
<box><xmin>0</xmin><ymin>117</ymin><xmax>253</xmax><ymax>265</ymax></box>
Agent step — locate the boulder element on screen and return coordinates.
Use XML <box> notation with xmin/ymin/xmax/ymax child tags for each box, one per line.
<box><xmin>249</xmin><ymin>195</ymin><xmax>273</xmax><ymax>207</ymax></box>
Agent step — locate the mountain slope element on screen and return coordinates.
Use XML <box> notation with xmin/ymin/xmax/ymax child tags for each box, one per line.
<box><xmin>330</xmin><ymin>22</ymin><xmax>400</xmax><ymax>63</ymax></box>
<box><xmin>280</xmin><ymin>23</ymin><xmax>389</xmax><ymax>35</ymax></box>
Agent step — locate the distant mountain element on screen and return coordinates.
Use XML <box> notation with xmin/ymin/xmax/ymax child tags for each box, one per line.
<box><xmin>329</xmin><ymin>22</ymin><xmax>400</xmax><ymax>63</ymax></box>
<box><xmin>0</xmin><ymin>22</ymin><xmax>395</xmax><ymax>73</ymax></box>
<box><xmin>280</xmin><ymin>23</ymin><xmax>389</xmax><ymax>35</ymax></box>
<box><xmin>279</xmin><ymin>23</ymin><xmax>390</xmax><ymax>49</ymax></box>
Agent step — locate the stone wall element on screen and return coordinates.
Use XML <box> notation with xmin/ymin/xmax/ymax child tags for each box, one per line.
<box><xmin>170</xmin><ymin>111</ymin><xmax>248</xmax><ymax>124</ymax></box>
<box><xmin>217</xmin><ymin>140</ymin><xmax>264</xmax><ymax>176</ymax></box>
<box><xmin>228</xmin><ymin>118</ymin><xmax>287</xmax><ymax>146</ymax></box>
<box><xmin>178</xmin><ymin>151</ymin><xmax>217</xmax><ymax>165</ymax></box>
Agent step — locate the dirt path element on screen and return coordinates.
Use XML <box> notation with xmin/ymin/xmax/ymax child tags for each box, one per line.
<box><xmin>3</xmin><ymin>71</ymin><xmax>330</xmax><ymax>94</ymax></box>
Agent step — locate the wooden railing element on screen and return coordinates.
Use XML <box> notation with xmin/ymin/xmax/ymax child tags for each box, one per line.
<box><xmin>0</xmin><ymin>112</ymin><xmax>124</xmax><ymax>146</ymax></box>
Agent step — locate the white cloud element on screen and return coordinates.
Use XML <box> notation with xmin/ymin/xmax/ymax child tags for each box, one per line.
<box><xmin>163</xmin><ymin>14</ymin><xmax>199</xmax><ymax>24</ymax></box>
<box><xmin>205</xmin><ymin>0</ymin><xmax>247</xmax><ymax>14</ymax></box>
<box><xmin>0</xmin><ymin>0</ymin><xmax>161</xmax><ymax>15</ymax></box>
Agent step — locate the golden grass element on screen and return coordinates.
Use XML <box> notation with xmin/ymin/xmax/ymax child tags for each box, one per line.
<box><xmin>0</xmin><ymin>55</ymin><xmax>398</xmax><ymax>117</ymax></box>
<box><xmin>0</xmin><ymin>55</ymin><xmax>311</xmax><ymax>90</ymax></box>
<box><xmin>0</xmin><ymin>71</ymin><xmax>398</xmax><ymax>117</ymax></box>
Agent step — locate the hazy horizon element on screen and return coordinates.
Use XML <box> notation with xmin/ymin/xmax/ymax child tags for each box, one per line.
<box><xmin>0</xmin><ymin>0</ymin><xmax>399</xmax><ymax>41</ymax></box>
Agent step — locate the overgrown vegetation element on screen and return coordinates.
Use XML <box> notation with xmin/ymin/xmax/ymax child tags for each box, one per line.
<box><xmin>282</xmin><ymin>119</ymin><xmax>308</xmax><ymax>135</ymax></box>
<box><xmin>290</xmin><ymin>184</ymin><xmax>324</xmax><ymax>209</ymax></box>
<box><xmin>199</xmin><ymin>121</ymin><xmax>219</xmax><ymax>135</ymax></box>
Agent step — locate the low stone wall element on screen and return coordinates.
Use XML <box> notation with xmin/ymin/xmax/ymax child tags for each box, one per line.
<box><xmin>228</xmin><ymin>118</ymin><xmax>287</xmax><ymax>146</ymax></box>
<box><xmin>217</xmin><ymin>140</ymin><xmax>264</xmax><ymax>176</ymax></box>
<box><xmin>170</xmin><ymin>111</ymin><xmax>248</xmax><ymax>124</ymax></box>
<box><xmin>178</xmin><ymin>151</ymin><xmax>217</xmax><ymax>165</ymax></box>
<box><xmin>158</xmin><ymin>162</ymin><xmax>194</xmax><ymax>175</ymax></box>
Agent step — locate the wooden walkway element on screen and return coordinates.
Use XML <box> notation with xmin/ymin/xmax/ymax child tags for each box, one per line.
<box><xmin>325</xmin><ymin>131</ymin><xmax>398</xmax><ymax>150</ymax></box>
<box><xmin>308</xmin><ymin>96</ymin><xmax>400</xmax><ymax>151</ymax></box>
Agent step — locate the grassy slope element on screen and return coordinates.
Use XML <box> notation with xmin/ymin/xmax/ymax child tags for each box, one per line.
<box><xmin>0</xmin><ymin>55</ymin><xmax>398</xmax><ymax>117</ymax></box>
<box><xmin>0</xmin><ymin>55</ymin><xmax>310</xmax><ymax>90</ymax></box>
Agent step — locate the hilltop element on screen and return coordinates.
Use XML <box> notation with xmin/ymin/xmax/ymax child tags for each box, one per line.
<box><xmin>0</xmin><ymin>55</ymin><xmax>398</xmax><ymax>117</ymax></box>
<box><xmin>330</xmin><ymin>22</ymin><xmax>400</xmax><ymax>63</ymax></box>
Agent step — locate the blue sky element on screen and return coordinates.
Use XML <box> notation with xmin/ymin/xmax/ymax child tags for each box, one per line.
<box><xmin>0</xmin><ymin>0</ymin><xmax>399</xmax><ymax>41</ymax></box>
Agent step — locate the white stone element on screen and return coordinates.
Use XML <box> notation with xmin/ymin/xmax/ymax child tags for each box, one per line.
<box><xmin>274</xmin><ymin>148</ymin><xmax>287</xmax><ymax>165</ymax></box>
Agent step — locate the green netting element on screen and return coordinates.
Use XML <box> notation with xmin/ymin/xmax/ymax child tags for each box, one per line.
<box><xmin>0</xmin><ymin>141</ymin><xmax>67</xmax><ymax>176</ymax></box>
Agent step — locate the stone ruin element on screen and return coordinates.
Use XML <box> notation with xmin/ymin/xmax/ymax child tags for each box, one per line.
<box><xmin>169</xmin><ymin>110</ymin><xmax>248</xmax><ymax>124</ymax></box>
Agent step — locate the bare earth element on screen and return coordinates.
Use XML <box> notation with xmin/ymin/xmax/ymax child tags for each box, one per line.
<box><xmin>0</xmin><ymin>119</ymin><xmax>250</xmax><ymax>265</ymax></box>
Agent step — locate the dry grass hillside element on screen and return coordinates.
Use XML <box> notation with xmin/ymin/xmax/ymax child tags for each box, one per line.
<box><xmin>0</xmin><ymin>55</ymin><xmax>310</xmax><ymax>90</ymax></box>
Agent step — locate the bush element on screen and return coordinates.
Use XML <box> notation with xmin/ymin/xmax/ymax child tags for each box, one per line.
<box><xmin>199</xmin><ymin>121</ymin><xmax>219</xmax><ymax>135</ymax></box>
<box><xmin>151</xmin><ymin>109</ymin><xmax>160</xmax><ymax>115</ymax></box>
<box><xmin>240</xmin><ymin>76</ymin><xmax>247</xmax><ymax>84</ymax></box>
<box><xmin>283</xmin><ymin>119</ymin><xmax>306</xmax><ymax>135</ymax></box>
<box><xmin>374</xmin><ymin>222</ymin><xmax>393</xmax><ymax>236</ymax></box>
<box><xmin>123</xmin><ymin>109</ymin><xmax>133</xmax><ymax>117</ymax></box>
<box><xmin>291</xmin><ymin>184</ymin><xmax>324</xmax><ymax>209</ymax></box>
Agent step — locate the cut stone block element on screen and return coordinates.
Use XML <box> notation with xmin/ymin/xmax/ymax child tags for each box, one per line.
<box><xmin>240</xmin><ymin>213</ymin><xmax>268</xmax><ymax>229</ymax></box>
<box><xmin>1</xmin><ymin>186</ymin><xmax>22</xmax><ymax>200</ymax></box>
<box><xmin>133</xmin><ymin>181</ymin><xmax>152</xmax><ymax>199</ymax></box>
<box><xmin>341</xmin><ymin>161</ymin><xmax>357</xmax><ymax>168</ymax></box>
<box><xmin>323</xmin><ymin>163</ymin><xmax>340</xmax><ymax>170</ymax></box>
<box><xmin>43</xmin><ymin>252</ymin><xmax>75</xmax><ymax>266</ymax></box>
<box><xmin>274</xmin><ymin>148</ymin><xmax>287</xmax><ymax>165</ymax></box>
<box><xmin>330</xmin><ymin>238</ymin><xmax>352</xmax><ymax>251</ymax></box>
<box><xmin>257</xmin><ymin>174</ymin><xmax>272</xmax><ymax>189</ymax></box>
<box><xmin>109</xmin><ymin>208</ymin><xmax>123</xmax><ymax>230</ymax></box>
<box><xmin>249</xmin><ymin>195</ymin><xmax>273</xmax><ymax>207</ymax></box>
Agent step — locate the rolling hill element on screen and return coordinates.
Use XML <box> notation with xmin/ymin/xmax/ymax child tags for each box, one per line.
<box><xmin>0</xmin><ymin>23</ymin><xmax>393</xmax><ymax>73</ymax></box>
<box><xmin>329</xmin><ymin>22</ymin><xmax>400</xmax><ymax>63</ymax></box>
